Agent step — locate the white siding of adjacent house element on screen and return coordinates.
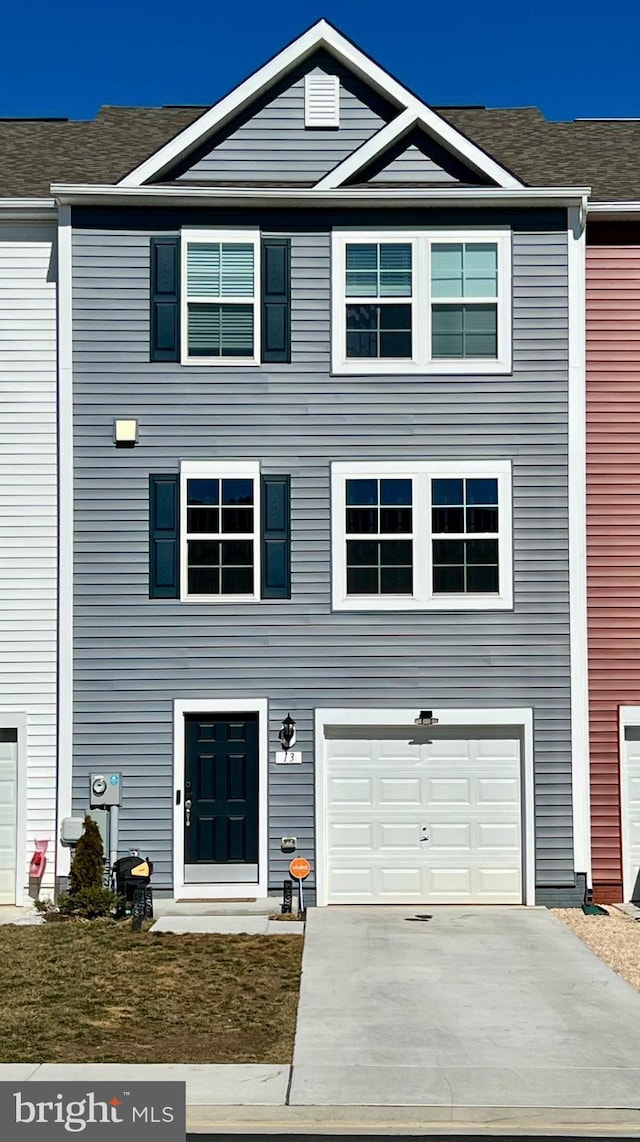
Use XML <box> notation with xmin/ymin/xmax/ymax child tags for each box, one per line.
<box><xmin>0</xmin><ymin>223</ymin><xmax>57</xmax><ymax>901</ymax></box>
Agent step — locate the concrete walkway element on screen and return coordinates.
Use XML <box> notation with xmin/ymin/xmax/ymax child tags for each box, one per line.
<box><xmin>290</xmin><ymin>906</ymin><xmax>640</xmax><ymax>1108</ymax></box>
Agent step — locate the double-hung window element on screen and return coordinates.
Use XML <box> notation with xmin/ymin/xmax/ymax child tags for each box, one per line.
<box><xmin>181</xmin><ymin>229</ymin><xmax>260</xmax><ymax>364</ymax></box>
<box><xmin>332</xmin><ymin>230</ymin><xmax>511</xmax><ymax>374</ymax></box>
<box><xmin>332</xmin><ymin>460</ymin><xmax>512</xmax><ymax>611</ymax></box>
<box><xmin>180</xmin><ymin>462</ymin><xmax>260</xmax><ymax>601</ymax></box>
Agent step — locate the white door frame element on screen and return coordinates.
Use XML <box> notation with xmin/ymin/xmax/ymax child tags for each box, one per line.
<box><xmin>619</xmin><ymin>705</ymin><xmax>640</xmax><ymax>901</ymax></box>
<box><xmin>0</xmin><ymin>710</ymin><xmax>28</xmax><ymax>906</ymax></box>
<box><xmin>173</xmin><ymin>698</ymin><xmax>268</xmax><ymax>900</ymax></box>
<box><xmin>315</xmin><ymin>706</ymin><xmax>535</xmax><ymax>907</ymax></box>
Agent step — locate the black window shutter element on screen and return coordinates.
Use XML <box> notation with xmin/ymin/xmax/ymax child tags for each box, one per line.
<box><xmin>149</xmin><ymin>474</ymin><xmax>180</xmax><ymax>598</ymax></box>
<box><xmin>261</xmin><ymin>475</ymin><xmax>291</xmax><ymax>598</ymax></box>
<box><xmin>150</xmin><ymin>237</ymin><xmax>180</xmax><ymax>362</ymax></box>
<box><xmin>261</xmin><ymin>238</ymin><xmax>291</xmax><ymax>363</ymax></box>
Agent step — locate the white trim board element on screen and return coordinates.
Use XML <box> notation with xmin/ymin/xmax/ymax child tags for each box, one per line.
<box><xmin>314</xmin><ymin>706</ymin><xmax>535</xmax><ymax>908</ymax></box>
<box><xmin>173</xmin><ymin>698</ymin><xmax>269</xmax><ymax>900</ymax></box>
<box><xmin>0</xmin><ymin>711</ymin><xmax>28</xmax><ymax>906</ymax></box>
<box><xmin>619</xmin><ymin>707</ymin><xmax>640</xmax><ymax>902</ymax></box>
<box><xmin>51</xmin><ymin>185</ymin><xmax>591</xmax><ymax>208</ymax></box>
<box><xmin>118</xmin><ymin>20</ymin><xmax>522</xmax><ymax>190</ymax></box>
<box><xmin>55</xmin><ymin>204</ymin><xmax>73</xmax><ymax>882</ymax></box>
<box><xmin>567</xmin><ymin>204</ymin><xmax>591</xmax><ymax>885</ymax></box>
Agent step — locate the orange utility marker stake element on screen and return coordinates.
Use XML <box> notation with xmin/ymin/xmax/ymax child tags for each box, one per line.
<box><xmin>289</xmin><ymin>856</ymin><xmax>311</xmax><ymax>914</ymax></box>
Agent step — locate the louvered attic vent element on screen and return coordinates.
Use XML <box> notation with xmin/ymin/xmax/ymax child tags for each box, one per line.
<box><xmin>304</xmin><ymin>73</ymin><xmax>340</xmax><ymax>128</ymax></box>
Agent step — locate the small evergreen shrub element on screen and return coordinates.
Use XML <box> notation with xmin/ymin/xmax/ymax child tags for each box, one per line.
<box><xmin>58</xmin><ymin>887</ymin><xmax>118</xmax><ymax>919</ymax></box>
<box><xmin>69</xmin><ymin>816</ymin><xmax>104</xmax><ymax>894</ymax></box>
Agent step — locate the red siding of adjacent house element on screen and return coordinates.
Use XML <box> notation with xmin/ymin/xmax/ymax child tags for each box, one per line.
<box><xmin>587</xmin><ymin>224</ymin><xmax>640</xmax><ymax>902</ymax></box>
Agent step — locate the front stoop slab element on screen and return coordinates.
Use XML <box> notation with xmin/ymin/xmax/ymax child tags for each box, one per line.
<box><xmin>2</xmin><ymin>1064</ymin><xmax>289</xmax><ymax>1106</ymax></box>
<box><xmin>149</xmin><ymin>916</ymin><xmax>304</xmax><ymax>935</ymax></box>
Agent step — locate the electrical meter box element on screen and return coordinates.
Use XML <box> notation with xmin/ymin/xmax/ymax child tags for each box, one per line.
<box><xmin>89</xmin><ymin>772</ymin><xmax>122</xmax><ymax>808</ymax></box>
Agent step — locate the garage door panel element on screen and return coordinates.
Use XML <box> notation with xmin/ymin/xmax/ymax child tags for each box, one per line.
<box><xmin>326</xmin><ymin>730</ymin><xmax>522</xmax><ymax>905</ymax></box>
<box><xmin>379</xmin><ymin>822</ymin><xmax>422</xmax><ymax>849</ymax></box>
<box><xmin>379</xmin><ymin>777</ymin><xmax>421</xmax><ymax>804</ymax></box>
<box><xmin>328</xmin><ymin>821</ymin><xmax>373</xmax><ymax>848</ymax></box>
<box><xmin>477</xmin><ymin>777</ymin><xmax>519</xmax><ymax>804</ymax></box>
<box><xmin>477</xmin><ymin>868</ymin><xmax>522</xmax><ymax>896</ymax></box>
<box><xmin>429</xmin><ymin>822</ymin><xmax>471</xmax><ymax>850</ymax></box>
<box><xmin>427</xmin><ymin>777</ymin><xmax>471</xmax><ymax>804</ymax></box>
<box><xmin>328</xmin><ymin>777</ymin><xmax>373</xmax><ymax>804</ymax></box>
<box><xmin>477</xmin><ymin>822</ymin><xmax>520</xmax><ymax>849</ymax></box>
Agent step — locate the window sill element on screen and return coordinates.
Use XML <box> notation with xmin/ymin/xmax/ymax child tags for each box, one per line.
<box><xmin>181</xmin><ymin>356</ymin><xmax>260</xmax><ymax>367</ymax></box>
<box><xmin>332</xmin><ymin>594</ymin><xmax>513</xmax><ymax>612</ymax></box>
<box><xmin>180</xmin><ymin>594</ymin><xmax>260</xmax><ymax>604</ymax></box>
<box><xmin>331</xmin><ymin>359</ymin><xmax>512</xmax><ymax>377</ymax></box>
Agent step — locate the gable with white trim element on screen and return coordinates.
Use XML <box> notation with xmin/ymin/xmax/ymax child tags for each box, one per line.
<box><xmin>173</xmin><ymin>55</ymin><xmax>396</xmax><ymax>187</ymax></box>
<box><xmin>121</xmin><ymin>20</ymin><xmax>522</xmax><ymax>191</ymax></box>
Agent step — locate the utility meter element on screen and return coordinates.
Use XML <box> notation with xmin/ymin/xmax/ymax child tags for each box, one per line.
<box><xmin>89</xmin><ymin>772</ymin><xmax>122</xmax><ymax>808</ymax></box>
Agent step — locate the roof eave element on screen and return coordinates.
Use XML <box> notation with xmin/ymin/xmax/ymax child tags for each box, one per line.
<box><xmin>588</xmin><ymin>201</ymin><xmax>640</xmax><ymax>220</ymax></box>
<box><xmin>51</xmin><ymin>184</ymin><xmax>590</xmax><ymax>209</ymax></box>
<box><xmin>0</xmin><ymin>197</ymin><xmax>57</xmax><ymax>220</ymax></box>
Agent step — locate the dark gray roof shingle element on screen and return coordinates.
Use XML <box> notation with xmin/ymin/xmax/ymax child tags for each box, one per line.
<box><xmin>1</xmin><ymin>102</ymin><xmax>639</xmax><ymax>201</ymax></box>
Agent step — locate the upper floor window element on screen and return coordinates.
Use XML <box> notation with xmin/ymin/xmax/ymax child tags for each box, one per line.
<box><xmin>331</xmin><ymin>460</ymin><xmax>512</xmax><ymax>612</ymax></box>
<box><xmin>181</xmin><ymin>229</ymin><xmax>260</xmax><ymax>365</ymax></box>
<box><xmin>180</xmin><ymin>461</ymin><xmax>260</xmax><ymax>600</ymax></box>
<box><xmin>332</xmin><ymin>230</ymin><xmax>511</xmax><ymax>376</ymax></box>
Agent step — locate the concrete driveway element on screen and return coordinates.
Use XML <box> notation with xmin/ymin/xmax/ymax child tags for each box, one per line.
<box><xmin>290</xmin><ymin>906</ymin><xmax>640</xmax><ymax>1108</ymax></box>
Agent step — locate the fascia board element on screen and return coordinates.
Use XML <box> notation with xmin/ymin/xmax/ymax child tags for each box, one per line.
<box><xmin>52</xmin><ymin>183</ymin><xmax>591</xmax><ymax>208</ymax></box>
<box><xmin>118</xmin><ymin>19</ymin><xmax>522</xmax><ymax>191</ymax></box>
<box><xmin>588</xmin><ymin>201</ymin><xmax>640</xmax><ymax>218</ymax></box>
<box><xmin>0</xmin><ymin>197</ymin><xmax>56</xmax><ymax>220</ymax></box>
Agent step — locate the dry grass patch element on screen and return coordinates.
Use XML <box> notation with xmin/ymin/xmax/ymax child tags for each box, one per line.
<box><xmin>553</xmin><ymin>907</ymin><xmax>640</xmax><ymax>993</ymax></box>
<box><xmin>0</xmin><ymin>922</ymin><xmax>302</xmax><ymax>1064</ymax></box>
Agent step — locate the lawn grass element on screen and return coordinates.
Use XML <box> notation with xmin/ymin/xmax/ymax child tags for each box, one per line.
<box><xmin>0</xmin><ymin>922</ymin><xmax>303</xmax><ymax>1064</ymax></box>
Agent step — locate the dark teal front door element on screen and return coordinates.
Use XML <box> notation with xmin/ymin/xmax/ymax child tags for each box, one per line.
<box><xmin>184</xmin><ymin>714</ymin><xmax>259</xmax><ymax>884</ymax></box>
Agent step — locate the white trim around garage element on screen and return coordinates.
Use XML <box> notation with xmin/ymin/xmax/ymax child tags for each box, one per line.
<box><xmin>173</xmin><ymin>698</ymin><xmax>269</xmax><ymax>900</ymax></box>
<box><xmin>314</xmin><ymin>706</ymin><xmax>535</xmax><ymax>907</ymax></box>
<box><xmin>55</xmin><ymin>203</ymin><xmax>73</xmax><ymax>883</ymax></box>
<box><xmin>567</xmin><ymin>202</ymin><xmax>592</xmax><ymax>886</ymax></box>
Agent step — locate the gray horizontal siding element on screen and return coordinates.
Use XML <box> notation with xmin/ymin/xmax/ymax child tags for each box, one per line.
<box><xmin>368</xmin><ymin>144</ymin><xmax>461</xmax><ymax>184</ymax></box>
<box><xmin>71</xmin><ymin>213</ymin><xmax>572</xmax><ymax>895</ymax></box>
<box><xmin>177</xmin><ymin>62</ymin><xmax>392</xmax><ymax>185</ymax></box>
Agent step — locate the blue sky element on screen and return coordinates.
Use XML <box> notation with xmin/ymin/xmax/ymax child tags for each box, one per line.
<box><xmin>2</xmin><ymin>0</ymin><xmax>639</xmax><ymax>123</ymax></box>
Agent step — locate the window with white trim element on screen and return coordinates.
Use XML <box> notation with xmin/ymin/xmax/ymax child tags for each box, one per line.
<box><xmin>181</xmin><ymin>229</ymin><xmax>259</xmax><ymax>364</ymax></box>
<box><xmin>332</xmin><ymin>460</ymin><xmax>512</xmax><ymax>611</ymax></box>
<box><xmin>181</xmin><ymin>462</ymin><xmax>260</xmax><ymax>600</ymax></box>
<box><xmin>332</xmin><ymin>230</ymin><xmax>511</xmax><ymax>375</ymax></box>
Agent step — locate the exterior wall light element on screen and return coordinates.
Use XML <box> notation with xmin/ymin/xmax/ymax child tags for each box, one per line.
<box><xmin>278</xmin><ymin>713</ymin><xmax>297</xmax><ymax>749</ymax></box>
<box><xmin>414</xmin><ymin>710</ymin><xmax>439</xmax><ymax>726</ymax></box>
<box><xmin>113</xmin><ymin>418</ymin><xmax>138</xmax><ymax>447</ymax></box>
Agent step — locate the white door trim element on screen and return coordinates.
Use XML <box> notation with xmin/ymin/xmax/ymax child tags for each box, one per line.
<box><xmin>619</xmin><ymin>705</ymin><xmax>640</xmax><ymax>901</ymax></box>
<box><xmin>314</xmin><ymin>706</ymin><xmax>535</xmax><ymax>907</ymax></box>
<box><xmin>0</xmin><ymin>711</ymin><xmax>28</xmax><ymax>906</ymax></box>
<box><xmin>173</xmin><ymin>698</ymin><xmax>268</xmax><ymax>900</ymax></box>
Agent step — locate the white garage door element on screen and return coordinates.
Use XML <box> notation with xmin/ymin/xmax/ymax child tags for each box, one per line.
<box><xmin>325</xmin><ymin>726</ymin><xmax>522</xmax><ymax>904</ymax></box>
<box><xmin>622</xmin><ymin>727</ymin><xmax>640</xmax><ymax>901</ymax></box>
<box><xmin>0</xmin><ymin>729</ymin><xmax>18</xmax><ymax>906</ymax></box>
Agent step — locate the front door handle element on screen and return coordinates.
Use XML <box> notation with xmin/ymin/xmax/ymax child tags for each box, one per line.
<box><xmin>185</xmin><ymin>799</ymin><xmax>192</xmax><ymax>828</ymax></box>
